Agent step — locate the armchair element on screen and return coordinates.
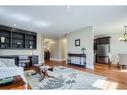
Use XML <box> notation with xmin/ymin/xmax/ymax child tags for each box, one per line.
<box><xmin>118</xmin><ymin>54</ymin><xmax>127</xmax><ymax>69</ymax></box>
<box><xmin>0</xmin><ymin>58</ymin><xmax>27</xmax><ymax>85</ymax></box>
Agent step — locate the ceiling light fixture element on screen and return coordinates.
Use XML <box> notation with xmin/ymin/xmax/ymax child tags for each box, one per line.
<box><xmin>13</xmin><ymin>24</ymin><xmax>16</xmax><ymax>27</ymax></box>
<box><xmin>67</xmin><ymin>6</ymin><xmax>70</xmax><ymax>9</ymax></box>
<box><xmin>119</xmin><ymin>26</ymin><xmax>127</xmax><ymax>43</ymax></box>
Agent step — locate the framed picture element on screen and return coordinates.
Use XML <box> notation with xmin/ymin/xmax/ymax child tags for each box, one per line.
<box><xmin>75</xmin><ymin>39</ymin><xmax>80</xmax><ymax>46</ymax></box>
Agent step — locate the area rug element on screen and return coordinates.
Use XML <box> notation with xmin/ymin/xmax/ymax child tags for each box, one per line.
<box><xmin>24</xmin><ymin>66</ymin><xmax>107</xmax><ymax>90</ymax></box>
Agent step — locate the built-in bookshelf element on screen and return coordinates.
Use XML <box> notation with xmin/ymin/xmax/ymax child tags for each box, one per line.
<box><xmin>0</xmin><ymin>27</ymin><xmax>11</xmax><ymax>49</ymax></box>
<box><xmin>25</xmin><ymin>33</ymin><xmax>36</xmax><ymax>49</ymax></box>
<box><xmin>0</xmin><ymin>25</ymin><xmax>37</xmax><ymax>49</ymax></box>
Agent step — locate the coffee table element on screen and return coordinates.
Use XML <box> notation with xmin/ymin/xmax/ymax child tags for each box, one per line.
<box><xmin>32</xmin><ymin>65</ymin><xmax>54</xmax><ymax>81</ymax></box>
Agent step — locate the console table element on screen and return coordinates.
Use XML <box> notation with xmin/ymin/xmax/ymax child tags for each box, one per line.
<box><xmin>67</xmin><ymin>53</ymin><xmax>86</xmax><ymax>67</ymax></box>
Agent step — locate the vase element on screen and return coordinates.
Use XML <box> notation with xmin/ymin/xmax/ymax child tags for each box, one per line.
<box><xmin>1</xmin><ymin>37</ymin><xmax>5</xmax><ymax>43</ymax></box>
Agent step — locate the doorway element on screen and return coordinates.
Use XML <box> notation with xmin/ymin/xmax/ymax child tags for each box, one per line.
<box><xmin>94</xmin><ymin>36</ymin><xmax>111</xmax><ymax>65</ymax></box>
<box><xmin>43</xmin><ymin>37</ymin><xmax>67</xmax><ymax>62</ymax></box>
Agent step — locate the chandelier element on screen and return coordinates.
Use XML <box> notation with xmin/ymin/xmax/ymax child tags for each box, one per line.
<box><xmin>119</xmin><ymin>26</ymin><xmax>127</xmax><ymax>43</ymax></box>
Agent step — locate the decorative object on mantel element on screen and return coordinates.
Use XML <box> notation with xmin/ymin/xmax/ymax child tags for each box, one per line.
<box><xmin>119</xmin><ymin>26</ymin><xmax>127</xmax><ymax>43</ymax></box>
<box><xmin>0</xmin><ymin>37</ymin><xmax>5</xmax><ymax>43</ymax></box>
<box><xmin>75</xmin><ymin>39</ymin><xmax>80</xmax><ymax>46</ymax></box>
<box><xmin>29</xmin><ymin>41</ymin><xmax>33</xmax><ymax>49</ymax></box>
<box><xmin>0</xmin><ymin>37</ymin><xmax>5</xmax><ymax>48</ymax></box>
<box><xmin>17</xmin><ymin>42</ymin><xmax>21</xmax><ymax>48</ymax></box>
<box><xmin>81</xmin><ymin>47</ymin><xmax>86</xmax><ymax>54</ymax></box>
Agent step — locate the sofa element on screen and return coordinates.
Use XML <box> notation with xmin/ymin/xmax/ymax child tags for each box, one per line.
<box><xmin>0</xmin><ymin>58</ymin><xmax>26</xmax><ymax>85</ymax></box>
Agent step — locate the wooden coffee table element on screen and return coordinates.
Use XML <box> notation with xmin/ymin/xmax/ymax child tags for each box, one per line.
<box><xmin>32</xmin><ymin>65</ymin><xmax>54</xmax><ymax>81</ymax></box>
<box><xmin>0</xmin><ymin>75</ymin><xmax>26</xmax><ymax>90</ymax></box>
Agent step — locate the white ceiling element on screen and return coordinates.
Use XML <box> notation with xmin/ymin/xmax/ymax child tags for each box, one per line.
<box><xmin>0</xmin><ymin>6</ymin><xmax>127</xmax><ymax>37</ymax></box>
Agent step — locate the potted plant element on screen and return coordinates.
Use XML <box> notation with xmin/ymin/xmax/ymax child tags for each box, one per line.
<box><xmin>81</xmin><ymin>47</ymin><xmax>86</xmax><ymax>54</ymax></box>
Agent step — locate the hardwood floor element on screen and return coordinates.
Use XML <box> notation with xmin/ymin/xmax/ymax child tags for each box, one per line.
<box><xmin>45</xmin><ymin>60</ymin><xmax>127</xmax><ymax>89</ymax></box>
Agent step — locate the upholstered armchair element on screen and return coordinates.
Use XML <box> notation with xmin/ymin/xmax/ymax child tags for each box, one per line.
<box><xmin>118</xmin><ymin>54</ymin><xmax>127</xmax><ymax>69</ymax></box>
<box><xmin>0</xmin><ymin>58</ymin><xmax>26</xmax><ymax>83</ymax></box>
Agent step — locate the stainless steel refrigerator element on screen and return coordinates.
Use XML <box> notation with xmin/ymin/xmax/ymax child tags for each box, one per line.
<box><xmin>97</xmin><ymin>44</ymin><xmax>110</xmax><ymax>63</ymax></box>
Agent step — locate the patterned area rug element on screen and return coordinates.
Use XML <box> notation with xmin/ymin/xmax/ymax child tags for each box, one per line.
<box><xmin>25</xmin><ymin>66</ymin><xmax>107</xmax><ymax>90</ymax></box>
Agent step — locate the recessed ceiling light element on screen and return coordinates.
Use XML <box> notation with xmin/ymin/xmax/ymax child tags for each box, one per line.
<box><xmin>44</xmin><ymin>40</ymin><xmax>47</xmax><ymax>43</ymax></box>
<box><xmin>67</xmin><ymin>6</ymin><xmax>70</xmax><ymax>9</ymax></box>
<box><xmin>13</xmin><ymin>24</ymin><xmax>16</xmax><ymax>27</ymax></box>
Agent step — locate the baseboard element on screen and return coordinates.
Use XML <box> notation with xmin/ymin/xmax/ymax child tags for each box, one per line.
<box><xmin>50</xmin><ymin>58</ymin><xmax>66</xmax><ymax>61</ymax></box>
<box><xmin>86</xmin><ymin>64</ymin><xmax>94</xmax><ymax>69</ymax></box>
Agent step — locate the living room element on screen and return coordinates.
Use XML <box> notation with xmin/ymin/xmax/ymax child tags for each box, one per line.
<box><xmin>0</xmin><ymin>6</ymin><xmax>127</xmax><ymax>91</ymax></box>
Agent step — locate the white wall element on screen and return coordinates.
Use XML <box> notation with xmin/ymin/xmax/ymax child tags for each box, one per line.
<box><xmin>49</xmin><ymin>38</ymin><xmax>60</xmax><ymax>60</ymax></box>
<box><xmin>67</xmin><ymin>26</ymin><xmax>94</xmax><ymax>69</ymax></box>
<box><xmin>0</xmin><ymin>33</ymin><xmax>44</xmax><ymax>65</ymax></box>
<box><xmin>58</xmin><ymin>37</ymin><xmax>67</xmax><ymax>60</ymax></box>
<box><xmin>34</xmin><ymin>33</ymin><xmax>44</xmax><ymax>64</ymax></box>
